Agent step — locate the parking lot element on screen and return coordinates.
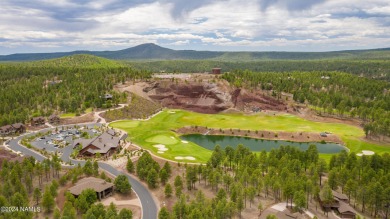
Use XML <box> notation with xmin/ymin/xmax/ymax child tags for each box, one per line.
<box><xmin>31</xmin><ymin>124</ymin><xmax>103</xmax><ymax>153</ymax></box>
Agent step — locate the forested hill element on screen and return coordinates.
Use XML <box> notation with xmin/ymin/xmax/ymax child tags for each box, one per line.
<box><xmin>128</xmin><ymin>59</ymin><xmax>390</xmax><ymax>81</ymax></box>
<box><xmin>21</xmin><ymin>54</ymin><xmax>125</xmax><ymax>68</ymax></box>
<box><xmin>0</xmin><ymin>55</ymin><xmax>151</xmax><ymax>126</ymax></box>
<box><xmin>1</xmin><ymin>43</ymin><xmax>390</xmax><ymax>61</ymax></box>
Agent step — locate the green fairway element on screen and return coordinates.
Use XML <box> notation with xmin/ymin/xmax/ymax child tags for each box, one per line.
<box><xmin>110</xmin><ymin>109</ymin><xmax>390</xmax><ymax>163</ymax></box>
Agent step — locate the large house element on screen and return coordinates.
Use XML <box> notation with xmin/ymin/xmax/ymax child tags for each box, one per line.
<box><xmin>0</xmin><ymin>123</ymin><xmax>26</xmax><ymax>136</ymax></box>
<box><xmin>320</xmin><ymin>190</ymin><xmax>356</xmax><ymax>218</ymax></box>
<box><xmin>11</xmin><ymin>123</ymin><xmax>26</xmax><ymax>134</ymax></box>
<box><xmin>31</xmin><ymin>117</ymin><xmax>45</xmax><ymax>126</ymax></box>
<box><xmin>73</xmin><ymin>130</ymin><xmax>127</xmax><ymax>158</ymax></box>
<box><xmin>68</xmin><ymin>177</ymin><xmax>114</xmax><ymax>200</ymax></box>
<box><xmin>48</xmin><ymin>114</ymin><xmax>60</xmax><ymax>124</ymax></box>
<box><xmin>0</xmin><ymin>125</ymin><xmax>14</xmax><ymax>136</ymax></box>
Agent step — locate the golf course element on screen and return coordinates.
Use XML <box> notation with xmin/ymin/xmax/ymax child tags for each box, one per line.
<box><xmin>110</xmin><ymin>109</ymin><xmax>390</xmax><ymax>163</ymax></box>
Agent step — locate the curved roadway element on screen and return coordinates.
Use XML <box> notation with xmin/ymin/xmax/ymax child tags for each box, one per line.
<box><xmin>7</xmin><ymin>127</ymin><xmax>157</xmax><ymax>219</ymax></box>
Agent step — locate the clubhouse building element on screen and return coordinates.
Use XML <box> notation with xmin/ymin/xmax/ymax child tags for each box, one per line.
<box><xmin>72</xmin><ymin>129</ymin><xmax>127</xmax><ymax>158</ymax></box>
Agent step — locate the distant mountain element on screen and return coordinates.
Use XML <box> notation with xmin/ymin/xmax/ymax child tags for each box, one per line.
<box><xmin>1</xmin><ymin>43</ymin><xmax>390</xmax><ymax>61</ymax></box>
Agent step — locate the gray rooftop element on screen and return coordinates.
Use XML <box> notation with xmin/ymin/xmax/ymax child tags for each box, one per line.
<box><xmin>68</xmin><ymin>177</ymin><xmax>114</xmax><ymax>195</ymax></box>
<box><xmin>73</xmin><ymin>131</ymin><xmax>123</xmax><ymax>154</ymax></box>
<box><xmin>338</xmin><ymin>202</ymin><xmax>356</xmax><ymax>214</ymax></box>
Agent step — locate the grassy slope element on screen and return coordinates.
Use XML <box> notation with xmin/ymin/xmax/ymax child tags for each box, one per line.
<box><xmin>110</xmin><ymin>109</ymin><xmax>390</xmax><ymax>163</ymax></box>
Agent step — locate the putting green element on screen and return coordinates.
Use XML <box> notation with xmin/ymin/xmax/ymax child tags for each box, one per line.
<box><xmin>146</xmin><ymin>135</ymin><xmax>179</xmax><ymax>145</ymax></box>
<box><xmin>110</xmin><ymin>109</ymin><xmax>390</xmax><ymax>163</ymax></box>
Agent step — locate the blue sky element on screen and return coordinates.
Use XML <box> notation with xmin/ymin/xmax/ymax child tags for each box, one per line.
<box><xmin>1</xmin><ymin>0</ymin><xmax>390</xmax><ymax>55</ymax></box>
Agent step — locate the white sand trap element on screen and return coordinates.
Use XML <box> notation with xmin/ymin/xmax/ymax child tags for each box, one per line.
<box><xmin>357</xmin><ymin>150</ymin><xmax>375</xmax><ymax>156</ymax></box>
<box><xmin>174</xmin><ymin>156</ymin><xmax>195</xmax><ymax>160</ymax></box>
<box><xmin>170</xmin><ymin>136</ymin><xmax>175</xmax><ymax>139</ymax></box>
<box><xmin>153</xmin><ymin>144</ymin><xmax>166</xmax><ymax>149</ymax></box>
<box><xmin>181</xmin><ymin>140</ymin><xmax>188</xmax><ymax>144</ymax></box>
<box><xmin>169</xmin><ymin>111</ymin><xmax>176</xmax><ymax>114</ymax></box>
<box><xmin>362</xmin><ymin>150</ymin><xmax>374</xmax><ymax>155</ymax></box>
<box><xmin>154</xmin><ymin>144</ymin><xmax>168</xmax><ymax>152</ymax></box>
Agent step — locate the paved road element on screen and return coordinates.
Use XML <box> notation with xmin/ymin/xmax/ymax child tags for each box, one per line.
<box><xmin>7</xmin><ymin>127</ymin><xmax>158</xmax><ymax>219</ymax></box>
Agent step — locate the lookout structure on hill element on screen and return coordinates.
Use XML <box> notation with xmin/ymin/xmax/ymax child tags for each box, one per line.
<box><xmin>211</xmin><ymin>68</ymin><xmax>222</xmax><ymax>74</ymax></box>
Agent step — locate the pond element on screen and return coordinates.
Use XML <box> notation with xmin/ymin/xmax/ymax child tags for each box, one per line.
<box><xmin>180</xmin><ymin>134</ymin><xmax>346</xmax><ymax>154</ymax></box>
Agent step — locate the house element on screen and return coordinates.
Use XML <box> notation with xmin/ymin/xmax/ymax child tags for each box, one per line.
<box><xmin>337</xmin><ymin>202</ymin><xmax>356</xmax><ymax>218</ymax></box>
<box><xmin>31</xmin><ymin>117</ymin><xmax>45</xmax><ymax>126</ymax></box>
<box><xmin>320</xmin><ymin>190</ymin><xmax>356</xmax><ymax>219</ymax></box>
<box><xmin>0</xmin><ymin>123</ymin><xmax>26</xmax><ymax>136</ymax></box>
<box><xmin>68</xmin><ymin>177</ymin><xmax>114</xmax><ymax>200</ymax></box>
<box><xmin>102</xmin><ymin>94</ymin><xmax>113</xmax><ymax>101</ymax></box>
<box><xmin>11</xmin><ymin>123</ymin><xmax>26</xmax><ymax>134</ymax></box>
<box><xmin>333</xmin><ymin>190</ymin><xmax>349</xmax><ymax>203</ymax></box>
<box><xmin>48</xmin><ymin>114</ymin><xmax>60</xmax><ymax>124</ymax></box>
<box><xmin>73</xmin><ymin>130</ymin><xmax>126</xmax><ymax>158</ymax></box>
<box><xmin>0</xmin><ymin>125</ymin><xmax>15</xmax><ymax>136</ymax></box>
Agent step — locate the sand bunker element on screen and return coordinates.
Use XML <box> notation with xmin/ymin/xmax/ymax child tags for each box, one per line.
<box><xmin>181</xmin><ymin>140</ymin><xmax>189</xmax><ymax>144</ymax></box>
<box><xmin>357</xmin><ymin>150</ymin><xmax>375</xmax><ymax>156</ymax></box>
<box><xmin>169</xmin><ymin>111</ymin><xmax>176</xmax><ymax>114</ymax></box>
<box><xmin>153</xmin><ymin>144</ymin><xmax>168</xmax><ymax>153</ymax></box>
<box><xmin>175</xmin><ymin>156</ymin><xmax>196</xmax><ymax>161</ymax></box>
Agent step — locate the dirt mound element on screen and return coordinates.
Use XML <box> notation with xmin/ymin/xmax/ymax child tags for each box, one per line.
<box><xmin>148</xmin><ymin>82</ymin><xmax>233</xmax><ymax>113</ymax></box>
<box><xmin>117</xmin><ymin>75</ymin><xmax>288</xmax><ymax>114</ymax></box>
<box><xmin>232</xmin><ymin>89</ymin><xmax>287</xmax><ymax>112</ymax></box>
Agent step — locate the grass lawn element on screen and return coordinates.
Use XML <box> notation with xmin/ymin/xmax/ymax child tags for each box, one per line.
<box><xmin>60</xmin><ymin>112</ymin><xmax>76</xmax><ymax>118</ymax></box>
<box><xmin>60</xmin><ymin>108</ymin><xmax>93</xmax><ymax>118</ymax></box>
<box><xmin>110</xmin><ymin>109</ymin><xmax>390</xmax><ymax>163</ymax></box>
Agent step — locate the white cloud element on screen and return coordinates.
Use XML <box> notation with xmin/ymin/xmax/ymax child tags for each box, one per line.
<box><xmin>0</xmin><ymin>0</ymin><xmax>390</xmax><ymax>54</ymax></box>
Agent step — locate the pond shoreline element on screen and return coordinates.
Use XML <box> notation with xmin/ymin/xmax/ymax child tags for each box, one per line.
<box><xmin>176</xmin><ymin>126</ymin><xmax>344</xmax><ymax>145</ymax></box>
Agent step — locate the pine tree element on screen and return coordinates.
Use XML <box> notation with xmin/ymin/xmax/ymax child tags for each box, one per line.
<box><xmin>33</xmin><ymin>188</ymin><xmax>41</xmax><ymax>205</ymax></box>
<box><xmin>126</xmin><ymin>158</ymin><xmax>135</xmax><ymax>173</ymax></box>
<box><xmin>164</xmin><ymin>183</ymin><xmax>172</xmax><ymax>198</ymax></box>
<box><xmin>42</xmin><ymin>185</ymin><xmax>55</xmax><ymax>213</ymax></box>
<box><xmin>118</xmin><ymin>208</ymin><xmax>133</xmax><ymax>219</ymax></box>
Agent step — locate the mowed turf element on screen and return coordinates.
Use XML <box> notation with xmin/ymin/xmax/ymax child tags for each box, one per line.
<box><xmin>110</xmin><ymin>109</ymin><xmax>390</xmax><ymax>163</ymax></box>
